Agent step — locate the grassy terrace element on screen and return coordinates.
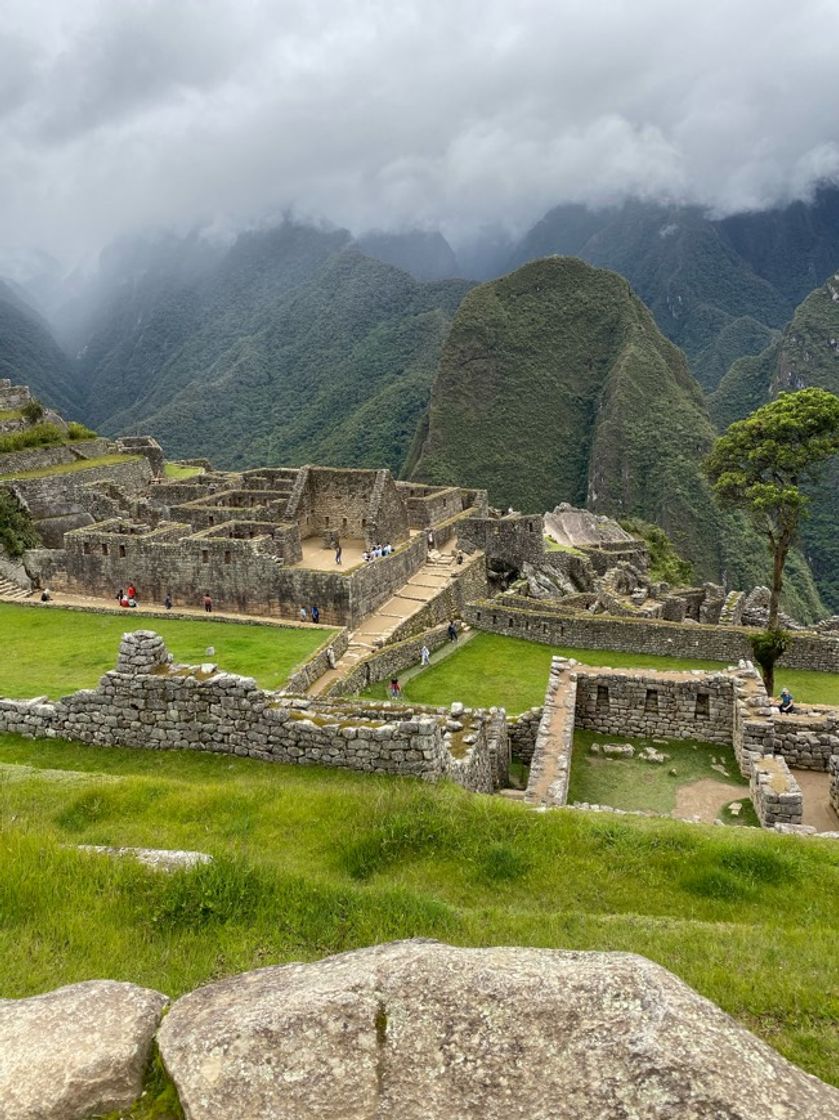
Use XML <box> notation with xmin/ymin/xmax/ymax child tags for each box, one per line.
<box><xmin>0</xmin><ymin>733</ymin><xmax>837</xmax><ymax>1090</ymax></box>
<box><xmin>0</xmin><ymin>453</ymin><xmax>142</xmax><ymax>482</ymax></box>
<box><xmin>0</xmin><ymin>603</ymin><xmax>334</xmax><ymax>698</ymax></box>
<box><xmin>163</xmin><ymin>462</ymin><xmax>205</xmax><ymax>480</ymax></box>
<box><xmin>361</xmin><ymin>632</ymin><xmax>839</xmax><ymax>712</ymax></box>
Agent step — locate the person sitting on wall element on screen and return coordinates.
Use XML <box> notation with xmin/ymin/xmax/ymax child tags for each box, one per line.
<box><xmin>362</xmin><ymin>551</ymin><xmax>370</xmax><ymax>563</ymax></box>
<box><xmin>116</xmin><ymin>588</ymin><xmax>124</xmax><ymax>603</ymax></box>
<box><xmin>778</xmin><ymin>687</ymin><xmax>794</xmax><ymax>714</ymax></box>
<box><xmin>119</xmin><ymin>593</ymin><xmax>130</xmax><ymax>608</ymax></box>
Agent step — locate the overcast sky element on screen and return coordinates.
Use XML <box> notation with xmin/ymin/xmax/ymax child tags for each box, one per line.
<box><xmin>2</xmin><ymin>0</ymin><xmax>838</xmax><ymax>264</ymax></box>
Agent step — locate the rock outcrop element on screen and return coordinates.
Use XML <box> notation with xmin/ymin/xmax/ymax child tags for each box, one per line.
<box><xmin>0</xmin><ymin>980</ymin><xmax>168</xmax><ymax>1120</ymax></box>
<box><xmin>157</xmin><ymin>939</ymin><xmax>839</xmax><ymax>1119</ymax></box>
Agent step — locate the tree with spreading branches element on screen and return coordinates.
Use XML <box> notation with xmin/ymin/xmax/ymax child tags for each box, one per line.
<box><xmin>705</xmin><ymin>387</ymin><xmax>839</xmax><ymax>694</ymax></box>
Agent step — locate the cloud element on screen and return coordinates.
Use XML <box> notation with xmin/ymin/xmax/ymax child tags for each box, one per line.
<box><xmin>1</xmin><ymin>0</ymin><xmax>838</xmax><ymax>261</ymax></box>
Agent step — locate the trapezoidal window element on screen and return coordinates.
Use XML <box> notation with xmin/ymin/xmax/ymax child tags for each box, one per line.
<box><xmin>83</xmin><ymin>542</ymin><xmax>91</xmax><ymax>555</ymax></box>
<box><xmin>201</xmin><ymin>549</ymin><xmax>209</xmax><ymax>563</ymax></box>
<box><xmin>101</xmin><ymin>543</ymin><xmax>108</xmax><ymax>556</ymax></box>
<box><xmin>695</xmin><ymin>693</ymin><xmax>710</xmax><ymax>719</ymax></box>
<box><xmin>644</xmin><ymin>689</ymin><xmax>659</xmax><ymax>714</ymax></box>
<box><xmin>224</xmin><ymin>550</ymin><xmax>232</xmax><ymax>564</ymax></box>
<box><xmin>118</xmin><ymin>544</ymin><xmax>126</xmax><ymax>558</ymax></box>
<box><xmin>596</xmin><ymin>685</ymin><xmax>610</xmax><ymax>713</ymax></box>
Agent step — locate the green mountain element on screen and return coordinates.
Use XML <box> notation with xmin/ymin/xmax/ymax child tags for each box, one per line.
<box><xmin>410</xmin><ymin>257</ymin><xmax>824</xmax><ymax>619</ymax></box>
<box><xmin>0</xmin><ymin>281</ymin><xmax>78</xmax><ymax>416</ymax></box>
<box><xmin>73</xmin><ymin>225</ymin><xmax>471</xmax><ymax>475</ymax></box>
<box><xmin>711</xmin><ymin>273</ymin><xmax>839</xmax><ymax>611</ymax></box>
<box><xmin>507</xmin><ymin>188</ymin><xmax>839</xmax><ymax>390</ymax></box>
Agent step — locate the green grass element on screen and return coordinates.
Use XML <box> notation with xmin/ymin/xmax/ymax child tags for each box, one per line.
<box><xmin>0</xmin><ymin>408</ymin><xmax>23</xmax><ymax>422</ymax></box>
<box><xmin>569</xmin><ymin>731</ymin><xmax>753</xmax><ymax>818</ymax></box>
<box><xmin>0</xmin><ymin>453</ymin><xmax>141</xmax><ymax>482</ymax></box>
<box><xmin>163</xmin><ymin>462</ymin><xmax>204</xmax><ymax>480</ymax></box>
<box><xmin>361</xmin><ymin>632</ymin><xmax>839</xmax><ymax>713</ymax></box>
<box><xmin>543</xmin><ymin>536</ymin><xmax>584</xmax><ymax>555</ymax></box>
<box><xmin>0</xmin><ymin>731</ymin><xmax>837</xmax><ymax>1089</ymax></box>
<box><xmin>0</xmin><ymin>603</ymin><xmax>334</xmax><ymax>698</ymax></box>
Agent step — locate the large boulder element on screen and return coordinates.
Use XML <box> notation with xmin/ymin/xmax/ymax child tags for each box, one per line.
<box><xmin>157</xmin><ymin>940</ymin><xmax>839</xmax><ymax>1120</ymax></box>
<box><xmin>0</xmin><ymin>980</ymin><xmax>168</xmax><ymax>1120</ymax></box>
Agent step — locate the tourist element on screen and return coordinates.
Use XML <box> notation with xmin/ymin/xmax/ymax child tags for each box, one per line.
<box><xmin>127</xmin><ymin>583</ymin><xmax>137</xmax><ymax>602</ymax></box>
<box><xmin>116</xmin><ymin>588</ymin><xmax>124</xmax><ymax>603</ymax></box>
<box><xmin>40</xmin><ymin>588</ymin><xmax>51</xmax><ymax>602</ymax></box>
<box><xmin>456</xmin><ymin>550</ymin><xmax>464</xmax><ymax>565</ymax></box>
<box><xmin>778</xmin><ymin>687</ymin><xmax>794</xmax><ymax>714</ymax></box>
<box><xmin>311</xmin><ymin>605</ymin><xmax>320</xmax><ymax>624</ymax></box>
<box><xmin>420</xmin><ymin>644</ymin><xmax>430</xmax><ymax>667</ymax></box>
<box><xmin>427</xmin><ymin>529</ymin><xmax>434</xmax><ymax>549</ymax></box>
<box><xmin>447</xmin><ymin>620</ymin><xmax>458</xmax><ymax>642</ymax></box>
<box><xmin>335</xmin><ymin>541</ymin><xmax>342</xmax><ymax>565</ymax></box>
<box><xmin>389</xmin><ymin>677</ymin><xmax>401</xmax><ymax>699</ymax></box>
<box><xmin>362</xmin><ymin>551</ymin><xmax>370</xmax><ymax>563</ymax></box>
<box><xmin>164</xmin><ymin>593</ymin><xmax>173</xmax><ymax>611</ymax></box>
<box><xmin>119</xmin><ymin>593</ymin><xmax>130</xmax><ymax>608</ymax></box>
<box><xmin>300</xmin><ymin>606</ymin><xmax>307</xmax><ymax>622</ymax></box>
<box><xmin>203</xmin><ymin>592</ymin><xmax>213</xmax><ymax>613</ymax></box>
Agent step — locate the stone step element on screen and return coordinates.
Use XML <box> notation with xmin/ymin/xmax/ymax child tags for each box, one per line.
<box><xmin>0</xmin><ymin>575</ymin><xmax>30</xmax><ymax>600</ymax></box>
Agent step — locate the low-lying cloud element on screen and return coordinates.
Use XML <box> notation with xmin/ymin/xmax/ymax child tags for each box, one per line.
<box><xmin>2</xmin><ymin>0</ymin><xmax>838</xmax><ymax>262</ymax></box>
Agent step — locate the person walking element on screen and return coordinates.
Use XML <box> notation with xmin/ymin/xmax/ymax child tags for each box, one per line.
<box><xmin>164</xmin><ymin>593</ymin><xmax>173</xmax><ymax>611</ymax></box>
<box><xmin>420</xmin><ymin>644</ymin><xmax>431</xmax><ymax>667</ymax></box>
<box><xmin>447</xmin><ymin>621</ymin><xmax>458</xmax><ymax>642</ymax></box>
<box><xmin>311</xmin><ymin>605</ymin><xmax>320</xmax><ymax>624</ymax></box>
<box><xmin>389</xmin><ymin>677</ymin><xmax>401</xmax><ymax>700</ymax></box>
<box><xmin>299</xmin><ymin>606</ymin><xmax>307</xmax><ymax>622</ymax></box>
<box><xmin>335</xmin><ymin>542</ymin><xmax>342</xmax><ymax>565</ymax></box>
<box><xmin>203</xmin><ymin>592</ymin><xmax>213</xmax><ymax>613</ymax></box>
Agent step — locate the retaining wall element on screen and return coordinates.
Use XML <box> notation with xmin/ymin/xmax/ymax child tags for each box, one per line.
<box><xmin>463</xmin><ymin>600</ymin><xmax>839</xmax><ymax>673</ymax></box>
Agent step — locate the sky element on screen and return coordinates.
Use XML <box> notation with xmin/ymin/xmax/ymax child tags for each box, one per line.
<box><xmin>1</xmin><ymin>0</ymin><xmax>838</xmax><ymax>264</ymax></box>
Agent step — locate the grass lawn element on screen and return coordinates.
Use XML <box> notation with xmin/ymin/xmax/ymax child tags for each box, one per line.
<box><xmin>163</xmin><ymin>462</ymin><xmax>204</xmax><ymax>480</ymax></box>
<box><xmin>0</xmin><ymin>731</ymin><xmax>837</xmax><ymax>1098</ymax></box>
<box><xmin>361</xmin><ymin>632</ymin><xmax>839</xmax><ymax>713</ymax></box>
<box><xmin>0</xmin><ymin>603</ymin><xmax>334</xmax><ymax>698</ymax></box>
<box><xmin>569</xmin><ymin>730</ymin><xmax>759</xmax><ymax>823</ymax></box>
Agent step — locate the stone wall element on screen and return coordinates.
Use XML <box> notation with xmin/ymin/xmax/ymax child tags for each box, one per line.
<box><xmin>574</xmin><ymin>670</ymin><xmax>735</xmax><ymax>745</ymax></box>
<box><xmin>281</xmin><ymin>629</ymin><xmax>351</xmax><ymax>694</ymax></box>
<box><xmin>509</xmin><ymin>707</ymin><xmax>543</xmax><ymax>764</ymax></box>
<box><xmin>458</xmin><ymin>514</ymin><xmax>545</xmax><ymax>569</ymax></box>
<box><xmin>750</xmin><ymin>756</ymin><xmax>803</xmax><ymax>827</ymax></box>
<box><xmin>285</xmin><ymin>467</ymin><xmax>409</xmax><ymax>546</ymax></box>
<box><xmin>0</xmin><ymin>632</ymin><xmax>497</xmax><ymax>793</ymax></box>
<box><xmin>524</xmin><ymin>657</ymin><xmax>577</xmax><ymax>808</ymax></box>
<box><xmin>396</xmin><ymin>484</ymin><xmax>470</xmax><ymax>529</ymax></box>
<box><xmin>830</xmin><ymin>757</ymin><xmax>839</xmax><ymax>816</ymax></box>
<box><xmin>771</xmin><ymin>709</ymin><xmax>839</xmax><ymax>770</ymax></box>
<box><xmin>463</xmin><ymin>600</ymin><xmax>839</xmax><ymax>673</ymax></box>
<box><xmin>327</xmin><ymin>622</ymin><xmax>462</xmax><ymax>698</ymax></box>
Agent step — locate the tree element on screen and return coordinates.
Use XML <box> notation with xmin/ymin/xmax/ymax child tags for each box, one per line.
<box><xmin>705</xmin><ymin>388</ymin><xmax>839</xmax><ymax>693</ymax></box>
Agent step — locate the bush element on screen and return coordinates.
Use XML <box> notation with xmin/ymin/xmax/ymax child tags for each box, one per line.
<box><xmin>0</xmin><ymin>487</ymin><xmax>39</xmax><ymax>557</ymax></box>
<box><xmin>620</xmin><ymin>517</ymin><xmax>694</xmax><ymax>584</ymax></box>
<box><xmin>20</xmin><ymin>398</ymin><xmax>44</xmax><ymax>424</ymax></box>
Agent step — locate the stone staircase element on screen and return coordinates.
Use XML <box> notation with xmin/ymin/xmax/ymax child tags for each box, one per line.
<box><xmin>0</xmin><ymin>574</ymin><xmax>31</xmax><ymax>601</ymax></box>
<box><xmin>307</xmin><ymin>552</ymin><xmax>460</xmax><ymax>697</ymax></box>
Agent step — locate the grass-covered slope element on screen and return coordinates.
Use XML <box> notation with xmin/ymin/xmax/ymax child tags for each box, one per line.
<box><xmin>710</xmin><ymin>274</ymin><xmax>839</xmax><ymax>611</ymax></box>
<box><xmin>1</xmin><ymin>734</ymin><xmax>837</xmax><ymax>1088</ymax></box>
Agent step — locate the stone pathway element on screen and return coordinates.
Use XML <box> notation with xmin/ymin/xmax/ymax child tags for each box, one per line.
<box><xmin>308</xmin><ymin>553</ymin><xmax>459</xmax><ymax>696</ymax></box>
<box><xmin>524</xmin><ymin>669</ymin><xmax>576</xmax><ymax>808</ymax></box>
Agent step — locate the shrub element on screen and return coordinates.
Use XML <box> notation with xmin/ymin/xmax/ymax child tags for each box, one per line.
<box><xmin>0</xmin><ymin>487</ymin><xmax>39</xmax><ymax>557</ymax></box>
<box><xmin>20</xmin><ymin>398</ymin><xmax>44</xmax><ymax>424</ymax></box>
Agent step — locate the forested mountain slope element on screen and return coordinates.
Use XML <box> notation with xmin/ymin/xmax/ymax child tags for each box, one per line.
<box><xmin>0</xmin><ymin>281</ymin><xmax>78</xmax><ymax>416</ymax></box>
<box><xmin>711</xmin><ymin>273</ymin><xmax>839</xmax><ymax>611</ymax></box>
<box><xmin>506</xmin><ymin>187</ymin><xmax>839</xmax><ymax>390</ymax></box>
<box><xmin>410</xmin><ymin>257</ymin><xmax>823</xmax><ymax>618</ymax></box>
<box><xmin>61</xmin><ymin>224</ymin><xmax>470</xmax><ymax>473</ymax></box>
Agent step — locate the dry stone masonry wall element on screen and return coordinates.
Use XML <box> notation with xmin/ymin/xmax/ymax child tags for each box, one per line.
<box><xmin>0</xmin><ymin>632</ymin><xmax>498</xmax><ymax>794</ymax></box>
